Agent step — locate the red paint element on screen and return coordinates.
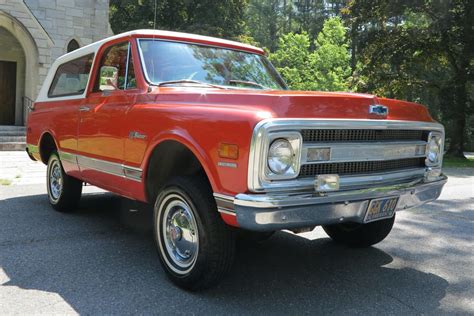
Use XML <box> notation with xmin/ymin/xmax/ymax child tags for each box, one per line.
<box><xmin>220</xmin><ymin>213</ymin><xmax>239</xmax><ymax>227</ymax></box>
<box><xmin>27</xmin><ymin>31</ymin><xmax>437</xmax><ymax>228</ymax></box>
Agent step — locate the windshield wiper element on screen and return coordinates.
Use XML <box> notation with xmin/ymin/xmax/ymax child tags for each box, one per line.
<box><xmin>228</xmin><ymin>80</ymin><xmax>267</xmax><ymax>89</ymax></box>
<box><xmin>156</xmin><ymin>79</ymin><xmax>227</xmax><ymax>89</ymax></box>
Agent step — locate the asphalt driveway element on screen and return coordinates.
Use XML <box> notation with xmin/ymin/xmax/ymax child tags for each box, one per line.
<box><xmin>0</xmin><ymin>161</ymin><xmax>472</xmax><ymax>314</ymax></box>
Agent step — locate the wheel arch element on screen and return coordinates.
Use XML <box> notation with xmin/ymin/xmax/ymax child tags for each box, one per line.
<box><xmin>143</xmin><ymin>133</ymin><xmax>219</xmax><ymax>204</ymax></box>
<box><xmin>38</xmin><ymin>131</ymin><xmax>59</xmax><ymax>164</ymax></box>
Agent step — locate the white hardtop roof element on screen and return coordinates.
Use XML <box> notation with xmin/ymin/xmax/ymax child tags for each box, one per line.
<box><xmin>54</xmin><ymin>29</ymin><xmax>264</xmax><ymax>64</ymax></box>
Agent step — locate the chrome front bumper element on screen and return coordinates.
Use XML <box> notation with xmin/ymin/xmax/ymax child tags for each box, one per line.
<box><xmin>215</xmin><ymin>175</ymin><xmax>447</xmax><ymax>232</ymax></box>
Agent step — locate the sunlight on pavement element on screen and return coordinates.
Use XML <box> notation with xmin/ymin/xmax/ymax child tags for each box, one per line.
<box><xmin>0</xmin><ymin>285</ymin><xmax>77</xmax><ymax>314</ymax></box>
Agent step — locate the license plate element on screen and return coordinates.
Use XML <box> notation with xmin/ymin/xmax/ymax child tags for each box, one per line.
<box><xmin>364</xmin><ymin>196</ymin><xmax>399</xmax><ymax>223</ymax></box>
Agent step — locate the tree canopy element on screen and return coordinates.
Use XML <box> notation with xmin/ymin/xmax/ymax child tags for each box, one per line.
<box><xmin>269</xmin><ymin>17</ymin><xmax>351</xmax><ymax>91</ymax></box>
<box><xmin>109</xmin><ymin>0</ymin><xmax>248</xmax><ymax>38</ymax></box>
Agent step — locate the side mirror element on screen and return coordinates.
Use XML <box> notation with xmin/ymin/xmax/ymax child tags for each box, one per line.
<box><xmin>99</xmin><ymin>66</ymin><xmax>119</xmax><ymax>91</ymax></box>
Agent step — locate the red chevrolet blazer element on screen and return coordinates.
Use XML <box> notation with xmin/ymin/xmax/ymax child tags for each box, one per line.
<box><xmin>26</xmin><ymin>30</ymin><xmax>447</xmax><ymax>290</ymax></box>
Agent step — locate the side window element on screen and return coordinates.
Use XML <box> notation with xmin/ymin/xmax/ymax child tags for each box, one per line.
<box><xmin>94</xmin><ymin>42</ymin><xmax>136</xmax><ymax>91</ymax></box>
<box><xmin>48</xmin><ymin>54</ymin><xmax>94</xmax><ymax>98</ymax></box>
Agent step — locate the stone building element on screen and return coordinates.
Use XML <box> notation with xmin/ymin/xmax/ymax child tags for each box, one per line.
<box><xmin>0</xmin><ymin>0</ymin><xmax>112</xmax><ymax>127</ymax></box>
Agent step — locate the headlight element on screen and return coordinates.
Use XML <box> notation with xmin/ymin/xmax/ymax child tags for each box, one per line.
<box><xmin>265</xmin><ymin>133</ymin><xmax>302</xmax><ymax>179</ymax></box>
<box><xmin>268</xmin><ymin>139</ymin><xmax>294</xmax><ymax>174</ymax></box>
<box><xmin>426</xmin><ymin>132</ymin><xmax>443</xmax><ymax>166</ymax></box>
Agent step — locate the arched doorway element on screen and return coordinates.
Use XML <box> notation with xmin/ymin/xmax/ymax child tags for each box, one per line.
<box><xmin>0</xmin><ymin>12</ymin><xmax>39</xmax><ymax>126</ymax></box>
<box><xmin>0</xmin><ymin>27</ymin><xmax>25</xmax><ymax>125</ymax></box>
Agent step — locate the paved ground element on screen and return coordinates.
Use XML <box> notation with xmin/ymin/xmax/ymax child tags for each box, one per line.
<box><xmin>0</xmin><ymin>152</ymin><xmax>473</xmax><ymax>315</ymax></box>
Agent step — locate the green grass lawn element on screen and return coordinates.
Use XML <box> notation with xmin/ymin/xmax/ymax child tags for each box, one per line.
<box><xmin>443</xmin><ymin>156</ymin><xmax>474</xmax><ymax>168</ymax></box>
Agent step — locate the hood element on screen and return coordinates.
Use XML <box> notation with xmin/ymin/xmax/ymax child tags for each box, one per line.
<box><xmin>148</xmin><ymin>88</ymin><xmax>435</xmax><ymax>122</ymax></box>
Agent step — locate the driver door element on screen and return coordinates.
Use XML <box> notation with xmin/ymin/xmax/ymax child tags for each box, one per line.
<box><xmin>77</xmin><ymin>40</ymin><xmax>138</xmax><ymax>189</ymax></box>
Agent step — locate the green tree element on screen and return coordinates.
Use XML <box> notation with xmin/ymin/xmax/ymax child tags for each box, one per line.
<box><xmin>293</xmin><ymin>0</ymin><xmax>326</xmax><ymax>43</ymax></box>
<box><xmin>309</xmin><ymin>16</ymin><xmax>351</xmax><ymax>91</ymax></box>
<box><xmin>246</xmin><ymin>0</ymin><xmax>293</xmax><ymax>51</ymax></box>
<box><xmin>244</xmin><ymin>0</ymin><xmax>347</xmax><ymax>50</ymax></box>
<box><xmin>109</xmin><ymin>0</ymin><xmax>248</xmax><ymax>39</ymax></box>
<box><xmin>270</xmin><ymin>17</ymin><xmax>351</xmax><ymax>91</ymax></box>
<box><xmin>269</xmin><ymin>32</ymin><xmax>314</xmax><ymax>89</ymax></box>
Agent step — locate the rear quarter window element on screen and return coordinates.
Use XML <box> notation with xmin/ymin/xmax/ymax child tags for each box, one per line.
<box><xmin>48</xmin><ymin>53</ymin><xmax>94</xmax><ymax>98</ymax></box>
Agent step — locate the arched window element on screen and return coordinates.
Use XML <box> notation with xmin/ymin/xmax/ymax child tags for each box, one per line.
<box><xmin>67</xmin><ymin>39</ymin><xmax>80</xmax><ymax>53</ymax></box>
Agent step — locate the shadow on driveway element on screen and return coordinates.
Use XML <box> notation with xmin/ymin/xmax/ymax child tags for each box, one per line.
<box><xmin>0</xmin><ymin>192</ymin><xmax>450</xmax><ymax>314</ymax></box>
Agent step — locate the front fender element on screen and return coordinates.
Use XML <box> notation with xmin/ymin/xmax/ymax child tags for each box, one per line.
<box><xmin>142</xmin><ymin>128</ymin><xmax>220</xmax><ymax>193</ymax></box>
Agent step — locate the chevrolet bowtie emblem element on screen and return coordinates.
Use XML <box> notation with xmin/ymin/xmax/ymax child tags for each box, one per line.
<box><xmin>369</xmin><ymin>104</ymin><xmax>389</xmax><ymax>117</ymax></box>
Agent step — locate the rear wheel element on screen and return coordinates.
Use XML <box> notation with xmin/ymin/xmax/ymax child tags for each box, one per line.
<box><xmin>322</xmin><ymin>215</ymin><xmax>395</xmax><ymax>247</ymax></box>
<box><xmin>153</xmin><ymin>176</ymin><xmax>235</xmax><ymax>291</ymax></box>
<box><xmin>46</xmin><ymin>152</ymin><xmax>82</xmax><ymax>212</ymax></box>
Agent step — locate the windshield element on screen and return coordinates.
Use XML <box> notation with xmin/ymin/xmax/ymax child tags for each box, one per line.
<box><xmin>138</xmin><ymin>39</ymin><xmax>287</xmax><ymax>90</ymax></box>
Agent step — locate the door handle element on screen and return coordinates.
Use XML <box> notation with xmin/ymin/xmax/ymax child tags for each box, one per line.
<box><xmin>79</xmin><ymin>106</ymin><xmax>90</xmax><ymax>112</ymax></box>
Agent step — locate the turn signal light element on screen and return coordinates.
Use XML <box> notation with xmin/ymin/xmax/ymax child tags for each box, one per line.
<box><xmin>218</xmin><ymin>143</ymin><xmax>239</xmax><ymax>159</ymax></box>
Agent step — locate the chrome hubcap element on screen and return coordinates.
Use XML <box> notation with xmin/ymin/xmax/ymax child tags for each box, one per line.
<box><xmin>49</xmin><ymin>161</ymin><xmax>62</xmax><ymax>201</ymax></box>
<box><xmin>160</xmin><ymin>195</ymin><xmax>199</xmax><ymax>273</ymax></box>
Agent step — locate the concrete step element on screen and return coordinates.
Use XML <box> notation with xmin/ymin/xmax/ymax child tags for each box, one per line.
<box><xmin>0</xmin><ymin>142</ymin><xmax>26</xmax><ymax>151</ymax></box>
<box><xmin>0</xmin><ymin>136</ymin><xmax>26</xmax><ymax>142</ymax></box>
<box><xmin>0</xmin><ymin>126</ymin><xmax>27</xmax><ymax>137</ymax></box>
<box><xmin>0</xmin><ymin>125</ymin><xmax>26</xmax><ymax>131</ymax></box>
<box><xmin>0</xmin><ymin>131</ymin><xmax>26</xmax><ymax>136</ymax></box>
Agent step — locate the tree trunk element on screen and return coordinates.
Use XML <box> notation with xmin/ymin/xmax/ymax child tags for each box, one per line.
<box><xmin>446</xmin><ymin>74</ymin><xmax>468</xmax><ymax>158</ymax></box>
<box><xmin>350</xmin><ymin>22</ymin><xmax>357</xmax><ymax>72</ymax></box>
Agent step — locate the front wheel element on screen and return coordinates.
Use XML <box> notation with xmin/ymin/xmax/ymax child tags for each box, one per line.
<box><xmin>322</xmin><ymin>215</ymin><xmax>395</xmax><ymax>247</ymax></box>
<box><xmin>153</xmin><ymin>176</ymin><xmax>235</xmax><ymax>291</ymax></box>
<box><xmin>46</xmin><ymin>152</ymin><xmax>82</xmax><ymax>212</ymax></box>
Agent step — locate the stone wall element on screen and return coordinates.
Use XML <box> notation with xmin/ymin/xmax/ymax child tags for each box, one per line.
<box><xmin>0</xmin><ymin>0</ymin><xmax>112</xmax><ymax>125</ymax></box>
<box><xmin>24</xmin><ymin>0</ymin><xmax>112</xmax><ymax>62</ymax></box>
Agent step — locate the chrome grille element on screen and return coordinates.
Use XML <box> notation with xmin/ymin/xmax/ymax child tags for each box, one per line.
<box><xmin>301</xmin><ymin>129</ymin><xmax>427</xmax><ymax>143</ymax></box>
<box><xmin>299</xmin><ymin>158</ymin><xmax>425</xmax><ymax>177</ymax></box>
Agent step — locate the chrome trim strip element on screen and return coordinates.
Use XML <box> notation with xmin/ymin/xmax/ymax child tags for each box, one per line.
<box><xmin>124</xmin><ymin>42</ymin><xmax>131</xmax><ymax>89</ymax></box>
<box><xmin>236</xmin><ymin>175</ymin><xmax>447</xmax><ymax>209</ymax></box>
<box><xmin>214</xmin><ymin>193</ymin><xmax>235</xmax><ymax>211</ymax></box>
<box><xmin>248</xmin><ymin>119</ymin><xmax>445</xmax><ymax>192</ymax></box>
<box><xmin>217</xmin><ymin>208</ymin><xmax>236</xmax><ymax>216</ymax></box>
<box><xmin>123</xmin><ymin>166</ymin><xmax>142</xmax><ymax>181</ymax></box>
<box><xmin>77</xmin><ymin>154</ymin><xmax>123</xmax><ymax>177</ymax></box>
<box><xmin>58</xmin><ymin>151</ymin><xmax>77</xmax><ymax>165</ymax></box>
<box><xmin>214</xmin><ymin>193</ymin><xmax>236</xmax><ymax>214</ymax></box>
<box><xmin>57</xmin><ymin>150</ymin><xmax>143</xmax><ymax>182</ymax></box>
<box><xmin>301</xmin><ymin>141</ymin><xmax>427</xmax><ymax>164</ymax></box>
